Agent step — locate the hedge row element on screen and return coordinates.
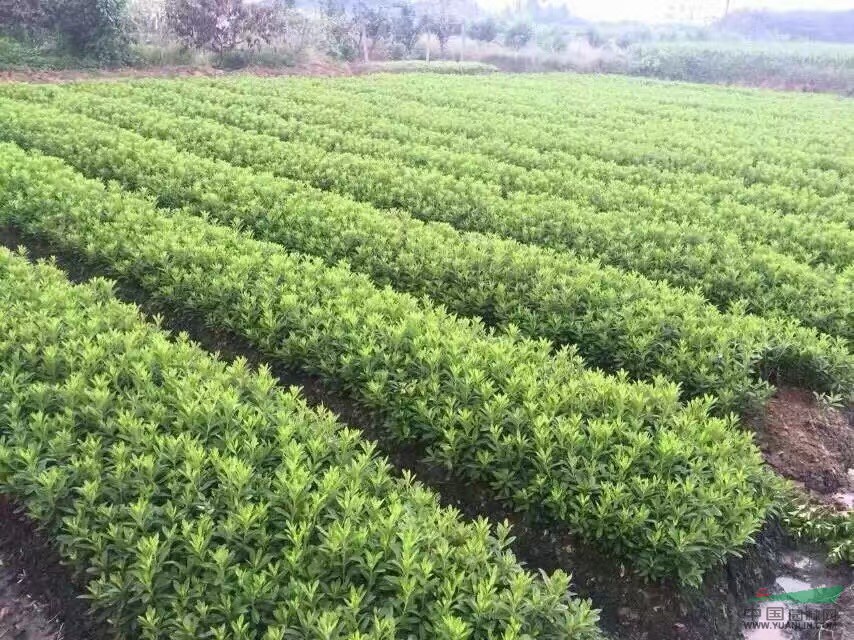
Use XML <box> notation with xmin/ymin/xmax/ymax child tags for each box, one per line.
<box><xmin>1</xmin><ymin>88</ymin><xmax>849</xmax><ymax>343</ymax></box>
<box><xmin>0</xmin><ymin>141</ymin><xmax>775</xmax><ymax>584</ymax></box>
<box><xmin>72</xmin><ymin>78</ymin><xmax>853</xmax><ymax>266</ymax></box>
<box><xmin>0</xmin><ymin>248</ymin><xmax>602</xmax><ymax>639</ymax></box>
<box><xmin>222</xmin><ymin>75</ymin><xmax>854</xmax><ymax>219</ymax></box>
<box><xmin>336</xmin><ymin>73</ymin><xmax>854</xmax><ymax>193</ymax></box>
<box><xmin>0</xmin><ymin>93</ymin><xmax>851</xmax><ymax>411</ymax></box>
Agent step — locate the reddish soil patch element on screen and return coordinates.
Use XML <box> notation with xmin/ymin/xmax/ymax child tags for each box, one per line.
<box><xmin>754</xmin><ymin>387</ymin><xmax>853</xmax><ymax>496</ymax></box>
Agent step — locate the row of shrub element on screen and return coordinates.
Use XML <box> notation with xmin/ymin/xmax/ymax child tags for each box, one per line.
<box><xmin>0</xmin><ymin>247</ymin><xmax>603</xmax><ymax>639</ymax></box>
<box><xmin>73</xmin><ymin>78</ymin><xmax>853</xmax><ymax>270</ymax></box>
<box><xmin>1</xmin><ymin>91</ymin><xmax>852</xmax><ymax>413</ymax></box>
<box><xmin>0</xmin><ymin>139</ymin><xmax>777</xmax><ymax>584</ymax></box>
<box><xmin>4</xmin><ymin>83</ymin><xmax>848</xmax><ymax>342</ymax></box>
<box><xmin>204</xmin><ymin>74</ymin><xmax>852</xmax><ymax>226</ymax></box>
<box><xmin>324</xmin><ymin>72</ymin><xmax>854</xmax><ymax>202</ymax></box>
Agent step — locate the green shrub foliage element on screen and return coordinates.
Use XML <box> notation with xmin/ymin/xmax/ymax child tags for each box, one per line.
<box><xmin>0</xmin><ymin>248</ymin><xmax>602</xmax><ymax>639</ymax></box>
<box><xmin>0</xmin><ymin>73</ymin><xmax>850</xmax><ymax>599</ymax></box>
<box><xmin>0</xmin><ymin>88</ymin><xmax>851</xmax><ymax>414</ymax></box>
<box><xmin>5</xmin><ymin>78</ymin><xmax>848</xmax><ymax>341</ymax></box>
<box><xmin>0</xmin><ymin>141</ymin><xmax>777</xmax><ymax>584</ymax></box>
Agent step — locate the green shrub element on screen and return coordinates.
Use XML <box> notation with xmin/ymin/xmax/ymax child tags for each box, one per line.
<box><xmin>0</xmin><ymin>248</ymin><xmax>602</xmax><ymax>639</ymax></box>
<box><xmin>213</xmin><ymin>48</ymin><xmax>250</xmax><ymax>69</ymax></box>
<box><xmin>129</xmin><ymin>42</ymin><xmax>204</xmax><ymax>66</ymax></box>
<box><xmin>0</xmin><ymin>85</ymin><xmax>850</xmax><ymax>414</ymax></box>
<box><xmin>782</xmin><ymin>492</ymin><xmax>854</xmax><ymax>565</ymax></box>
<box><xmin>18</xmin><ymin>79</ymin><xmax>849</xmax><ymax>345</ymax></box>
<box><xmin>0</xmin><ymin>140</ymin><xmax>777</xmax><ymax>584</ymax></box>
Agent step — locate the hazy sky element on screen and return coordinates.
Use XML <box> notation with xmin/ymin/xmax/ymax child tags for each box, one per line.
<box><xmin>480</xmin><ymin>0</ymin><xmax>854</xmax><ymax>22</ymax></box>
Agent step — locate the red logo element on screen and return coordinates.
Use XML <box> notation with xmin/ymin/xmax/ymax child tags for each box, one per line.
<box><xmin>755</xmin><ymin>588</ymin><xmax>771</xmax><ymax>599</ymax></box>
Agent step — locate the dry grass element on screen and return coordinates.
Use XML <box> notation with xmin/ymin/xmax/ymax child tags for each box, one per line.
<box><xmin>412</xmin><ymin>35</ymin><xmax>623</xmax><ymax>73</ymax></box>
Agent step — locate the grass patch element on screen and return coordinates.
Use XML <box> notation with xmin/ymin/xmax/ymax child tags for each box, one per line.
<box><xmin>359</xmin><ymin>60</ymin><xmax>498</xmax><ymax>74</ymax></box>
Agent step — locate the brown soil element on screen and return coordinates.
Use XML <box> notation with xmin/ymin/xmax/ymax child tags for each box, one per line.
<box><xmin>0</xmin><ymin>567</ymin><xmax>61</xmax><ymax>640</ymax></box>
<box><xmin>0</xmin><ymin>498</ymin><xmax>105</xmax><ymax>640</ymax></box>
<box><xmin>752</xmin><ymin>387</ymin><xmax>854</xmax><ymax>496</ymax></box>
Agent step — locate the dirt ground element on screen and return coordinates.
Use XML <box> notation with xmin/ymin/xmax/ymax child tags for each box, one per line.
<box><xmin>0</xmin><ymin>566</ymin><xmax>62</xmax><ymax>640</ymax></box>
<box><xmin>0</xmin><ymin>499</ymin><xmax>102</xmax><ymax>640</ymax></box>
<box><xmin>834</xmin><ymin>585</ymin><xmax>854</xmax><ymax>639</ymax></box>
<box><xmin>753</xmin><ymin>386</ymin><xmax>854</xmax><ymax>498</ymax></box>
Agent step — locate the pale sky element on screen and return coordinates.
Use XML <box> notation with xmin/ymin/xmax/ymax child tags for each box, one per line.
<box><xmin>480</xmin><ymin>0</ymin><xmax>854</xmax><ymax>22</ymax></box>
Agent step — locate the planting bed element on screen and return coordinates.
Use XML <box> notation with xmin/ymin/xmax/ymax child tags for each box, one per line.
<box><xmin>0</xmin><ymin>73</ymin><xmax>850</xmax><ymax>640</ymax></box>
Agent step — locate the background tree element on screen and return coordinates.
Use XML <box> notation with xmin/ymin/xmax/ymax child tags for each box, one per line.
<box><xmin>419</xmin><ymin>0</ymin><xmax>456</xmax><ymax>58</ymax></box>
<box><xmin>468</xmin><ymin>16</ymin><xmax>498</xmax><ymax>43</ymax></box>
<box><xmin>504</xmin><ymin>20</ymin><xmax>533</xmax><ymax>51</ymax></box>
<box><xmin>165</xmin><ymin>0</ymin><xmax>246</xmax><ymax>54</ymax></box>
<box><xmin>390</xmin><ymin>2</ymin><xmax>419</xmax><ymax>56</ymax></box>
<box><xmin>354</xmin><ymin>1</ymin><xmax>391</xmax><ymax>62</ymax></box>
<box><xmin>127</xmin><ymin>0</ymin><xmax>169</xmax><ymax>44</ymax></box>
<box><xmin>585</xmin><ymin>27</ymin><xmax>604</xmax><ymax>48</ymax></box>
<box><xmin>319</xmin><ymin>0</ymin><xmax>359</xmax><ymax>60</ymax></box>
<box><xmin>47</xmin><ymin>0</ymin><xmax>132</xmax><ymax>62</ymax></box>
<box><xmin>242</xmin><ymin>0</ymin><xmax>294</xmax><ymax>51</ymax></box>
<box><xmin>0</xmin><ymin>0</ymin><xmax>47</xmax><ymax>39</ymax></box>
<box><xmin>538</xmin><ymin>25</ymin><xmax>567</xmax><ymax>53</ymax></box>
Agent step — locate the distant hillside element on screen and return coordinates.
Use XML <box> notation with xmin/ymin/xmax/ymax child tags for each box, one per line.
<box><xmin>718</xmin><ymin>9</ymin><xmax>854</xmax><ymax>43</ymax></box>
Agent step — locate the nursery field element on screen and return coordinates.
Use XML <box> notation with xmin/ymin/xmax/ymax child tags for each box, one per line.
<box><xmin>0</xmin><ymin>73</ymin><xmax>851</xmax><ymax>640</ymax></box>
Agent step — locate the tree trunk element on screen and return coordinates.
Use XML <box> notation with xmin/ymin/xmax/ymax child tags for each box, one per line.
<box><xmin>361</xmin><ymin>23</ymin><xmax>369</xmax><ymax>63</ymax></box>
